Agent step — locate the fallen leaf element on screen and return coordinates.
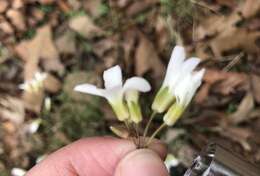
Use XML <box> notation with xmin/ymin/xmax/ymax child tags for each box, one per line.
<box><xmin>135</xmin><ymin>33</ymin><xmax>165</xmax><ymax>79</ymax></box>
<box><xmin>15</xmin><ymin>25</ymin><xmax>64</xmax><ymax>80</ymax></box>
<box><xmin>126</xmin><ymin>0</ymin><xmax>157</xmax><ymax>16</ymax></box>
<box><xmin>22</xmin><ymin>90</ymin><xmax>44</xmax><ymax>114</ymax></box>
<box><xmin>83</xmin><ymin>0</ymin><xmax>102</xmax><ymax>17</ymax></box>
<box><xmin>0</xmin><ymin>0</ymin><xmax>8</xmax><ymax>13</ymax></box>
<box><xmin>0</xmin><ymin>96</ymin><xmax>25</xmax><ymax>125</ymax></box>
<box><xmin>217</xmin><ymin>126</ymin><xmax>252</xmax><ymax>151</ymax></box>
<box><xmin>69</xmin><ymin>14</ymin><xmax>104</xmax><ymax>38</ymax></box>
<box><xmin>55</xmin><ymin>30</ymin><xmax>76</xmax><ymax>54</ymax></box>
<box><xmin>203</xmin><ymin>69</ymin><xmax>249</xmax><ymax>95</ymax></box>
<box><xmin>0</xmin><ymin>21</ymin><xmax>14</xmax><ymax>34</ymax></box>
<box><xmin>250</xmin><ymin>74</ymin><xmax>260</xmax><ymax>104</ymax></box>
<box><xmin>6</xmin><ymin>9</ymin><xmax>26</xmax><ymax>31</ymax></box>
<box><xmin>228</xmin><ymin>92</ymin><xmax>254</xmax><ymax>124</ymax></box>
<box><xmin>43</xmin><ymin>73</ymin><xmax>62</xmax><ymax>93</ymax></box>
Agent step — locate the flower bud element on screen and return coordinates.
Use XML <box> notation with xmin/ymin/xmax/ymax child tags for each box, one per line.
<box><xmin>125</xmin><ymin>90</ymin><xmax>142</xmax><ymax>123</ymax></box>
<box><xmin>152</xmin><ymin>86</ymin><xmax>175</xmax><ymax>113</ymax></box>
<box><xmin>163</xmin><ymin>103</ymin><xmax>184</xmax><ymax>126</ymax></box>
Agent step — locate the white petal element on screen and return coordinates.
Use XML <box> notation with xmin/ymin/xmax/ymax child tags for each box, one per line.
<box><xmin>181</xmin><ymin>57</ymin><xmax>201</xmax><ymax>73</ymax></box>
<box><xmin>103</xmin><ymin>65</ymin><xmax>123</xmax><ymax>89</ymax></box>
<box><xmin>164</xmin><ymin>45</ymin><xmax>185</xmax><ymax>86</ymax></box>
<box><xmin>193</xmin><ymin>68</ymin><xmax>205</xmax><ymax>83</ymax></box>
<box><xmin>74</xmin><ymin>84</ymin><xmax>104</xmax><ymax>97</ymax></box>
<box><xmin>123</xmin><ymin>77</ymin><xmax>151</xmax><ymax>92</ymax></box>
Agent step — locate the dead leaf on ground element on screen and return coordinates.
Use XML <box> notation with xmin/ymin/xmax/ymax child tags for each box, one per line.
<box><xmin>228</xmin><ymin>92</ymin><xmax>254</xmax><ymax>125</ymax></box>
<box><xmin>15</xmin><ymin>25</ymin><xmax>64</xmax><ymax>80</ymax></box>
<box><xmin>126</xmin><ymin>0</ymin><xmax>157</xmax><ymax>16</ymax></box>
<box><xmin>43</xmin><ymin>73</ymin><xmax>62</xmax><ymax>93</ymax></box>
<box><xmin>135</xmin><ymin>33</ymin><xmax>165</xmax><ymax>80</ymax></box>
<box><xmin>83</xmin><ymin>0</ymin><xmax>102</xmax><ymax>17</ymax></box>
<box><xmin>196</xmin><ymin>69</ymin><xmax>249</xmax><ymax>103</ymax></box>
<box><xmin>250</xmin><ymin>74</ymin><xmax>260</xmax><ymax>104</ymax></box>
<box><xmin>55</xmin><ymin>30</ymin><xmax>76</xmax><ymax>54</ymax></box>
<box><xmin>0</xmin><ymin>96</ymin><xmax>25</xmax><ymax>125</ymax></box>
<box><xmin>0</xmin><ymin>0</ymin><xmax>8</xmax><ymax>13</ymax></box>
<box><xmin>69</xmin><ymin>14</ymin><xmax>104</xmax><ymax>38</ymax></box>
<box><xmin>216</xmin><ymin>126</ymin><xmax>252</xmax><ymax>151</ymax></box>
<box><xmin>6</xmin><ymin>9</ymin><xmax>26</xmax><ymax>31</ymax></box>
<box><xmin>22</xmin><ymin>90</ymin><xmax>44</xmax><ymax>114</ymax></box>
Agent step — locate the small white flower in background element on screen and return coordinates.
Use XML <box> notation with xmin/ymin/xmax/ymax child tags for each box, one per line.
<box><xmin>74</xmin><ymin>65</ymin><xmax>151</xmax><ymax>122</ymax></box>
<box><xmin>44</xmin><ymin>97</ymin><xmax>52</xmax><ymax>112</ymax></box>
<box><xmin>27</xmin><ymin>118</ymin><xmax>42</xmax><ymax>134</ymax></box>
<box><xmin>19</xmin><ymin>72</ymin><xmax>47</xmax><ymax>93</ymax></box>
<box><xmin>163</xmin><ymin>69</ymin><xmax>205</xmax><ymax>126</ymax></box>
<box><xmin>152</xmin><ymin>45</ymin><xmax>202</xmax><ymax>113</ymax></box>
<box><xmin>164</xmin><ymin>154</ymin><xmax>179</xmax><ymax>171</ymax></box>
<box><xmin>11</xmin><ymin>168</ymin><xmax>26</xmax><ymax>176</ymax></box>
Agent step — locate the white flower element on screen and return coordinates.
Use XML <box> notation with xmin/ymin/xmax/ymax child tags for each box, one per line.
<box><xmin>19</xmin><ymin>72</ymin><xmax>47</xmax><ymax>93</ymax></box>
<box><xmin>152</xmin><ymin>45</ymin><xmax>202</xmax><ymax>113</ymax></box>
<box><xmin>163</xmin><ymin>69</ymin><xmax>205</xmax><ymax>126</ymax></box>
<box><xmin>11</xmin><ymin>168</ymin><xmax>26</xmax><ymax>176</ymax></box>
<box><xmin>74</xmin><ymin>65</ymin><xmax>151</xmax><ymax>121</ymax></box>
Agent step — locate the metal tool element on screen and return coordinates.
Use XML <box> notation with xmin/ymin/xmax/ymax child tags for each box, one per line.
<box><xmin>184</xmin><ymin>142</ymin><xmax>260</xmax><ymax>176</ymax></box>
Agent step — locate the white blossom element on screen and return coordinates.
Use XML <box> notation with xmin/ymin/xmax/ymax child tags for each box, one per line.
<box><xmin>152</xmin><ymin>45</ymin><xmax>202</xmax><ymax>113</ymax></box>
<box><xmin>74</xmin><ymin>65</ymin><xmax>151</xmax><ymax>121</ymax></box>
<box><xmin>163</xmin><ymin>69</ymin><xmax>205</xmax><ymax>126</ymax></box>
<box><xmin>19</xmin><ymin>72</ymin><xmax>47</xmax><ymax>93</ymax></box>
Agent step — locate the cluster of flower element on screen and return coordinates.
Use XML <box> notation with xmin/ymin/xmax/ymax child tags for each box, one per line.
<box><xmin>74</xmin><ymin>45</ymin><xmax>205</xmax><ymax>147</ymax></box>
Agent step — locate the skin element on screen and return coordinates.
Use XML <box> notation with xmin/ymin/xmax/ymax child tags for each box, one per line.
<box><xmin>26</xmin><ymin>137</ymin><xmax>169</xmax><ymax>176</ymax></box>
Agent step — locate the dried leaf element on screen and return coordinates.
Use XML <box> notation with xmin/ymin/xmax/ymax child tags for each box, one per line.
<box><xmin>22</xmin><ymin>91</ymin><xmax>44</xmax><ymax>114</ymax></box>
<box><xmin>6</xmin><ymin>9</ymin><xmax>26</xmax><ymax>31</ymax></box>
<box><xmin>250</xmin><ymin>74</ymin><xmax>260</xmax><ymax>103</ymax></box>
<box><xmin>0</xmin><ymin>97</ymin><xmax>25</xmax><ymax>124</ymax></box>
<box><xmin>217</xmin><ymin>127</ymin><xmax>252</xmax><ymax>151</ymax></box>
<box><xmin>43</xmin><ymin>74</ymin><xmax>61</xmax><ymax>93</ymax></box>
<box><xmin>15</xmin><ymin>25</ymin><xmax>64</xmax><ymax>80</ymax></box>
<box><xmin>229</xmin><ymin>92</ymin><xmax>254</xmax><ymax>124</ymax></box>
<box><xmin>55</xmin><ymin>30</ymin><xmax>76</xmax><ymax>54</ymax></box>
<box><xmin>0</xmin><ymin>0</ymin><xmax>8</xmax><ymax>13</ymax></box>
<box><xmin>203</xmin><ymin>69</ymin><xmax>249</xmax><ymax>95</ymax></box>
<box><xmin>135</xmin><ymin>33</ymin><xmax>165</xmax><ymax>79</ymax></box>
<box><xmin>69</xmin><ymin>15</ymin><xmax>104</xmax><ymax>38</ymax></box>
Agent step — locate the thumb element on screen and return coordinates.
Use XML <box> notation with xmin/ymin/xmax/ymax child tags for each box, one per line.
<box><xmin>114</xmin><ymin>149</ymin><xmax>169</xmax><ymax>176</ymax></box>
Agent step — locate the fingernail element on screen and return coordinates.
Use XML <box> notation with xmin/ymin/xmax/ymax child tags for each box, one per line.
<box><xmin>114</xmin><ymin>149</ymin><xmax>169</xmax><ymax>176</ymax></box>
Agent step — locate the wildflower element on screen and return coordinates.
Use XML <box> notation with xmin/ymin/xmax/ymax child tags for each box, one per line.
<box><xmin>152</xmin><ymin>45</ymin><xmax>201</xmax><ymax>113</ymax></box>
<box><xmin>19</xmin><ymin>72</ymin><xmax>47</xmax><ymax>93</ymax></box>
<box><xmin>163</xmin><ymin>69</ymin><xmax>205</xmax><ymax>126</ymax></box>
<box><xmin>74</xmin><ymin>65</ymin><xmax>151</xmax><ymax>121</ymax></box>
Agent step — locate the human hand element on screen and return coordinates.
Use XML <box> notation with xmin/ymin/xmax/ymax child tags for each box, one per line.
<box><xmin>26</xmin><ymin>137</ymin><xmax>168</xmax><ymax>176</ymax></box>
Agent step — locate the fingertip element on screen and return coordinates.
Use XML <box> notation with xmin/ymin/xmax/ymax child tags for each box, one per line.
<box><xmin>114</xmin><ymin>149</ymin><xmax>169</xmax><ymax>176</ymax></box>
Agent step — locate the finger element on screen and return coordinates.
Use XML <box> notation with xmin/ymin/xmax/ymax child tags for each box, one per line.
<box><xmin>26</xmin><ymin>137</ymin><xmax>167</xmax><ymax>176</ymax></box>
<box><xmin>114</xmin><ymin>149</ymin><xmax>169</xmax><ymax>176</ymax></box>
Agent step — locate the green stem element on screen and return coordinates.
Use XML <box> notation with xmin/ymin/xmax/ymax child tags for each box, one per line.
<box><xmin>143</xmin><ymin>111</ymin><xmax>157</xmax><ymax>137</ymax></box>
<box><xmin>145</xmin><ymin>123</ymin><xmax>167</xmax><ymax>147</ymax></box>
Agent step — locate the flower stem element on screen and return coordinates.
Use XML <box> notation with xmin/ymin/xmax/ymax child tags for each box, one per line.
<box><xmin>145</xmin><ymin>123</ymin><xmax>167</xmax><ymax>147</ymax></box>
<box><xmin>143</xmin><ymin>111</ymin><xmax>157</xmax><ymax>137</ymax></box>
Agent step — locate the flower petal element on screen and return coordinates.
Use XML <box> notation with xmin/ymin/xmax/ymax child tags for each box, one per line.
<box><xmin>164</xmin><ymin>45</ymin><xmax>185</xmax><ymax>85</ymax></box>
<box><xmin>181</xmin><ymin>57</ymin><xmax>201</xmax><ymax>73</ymax></box>
<box><xmin>103</xmin><ymin>65</ymin><xmax>123</xmax><ymax>89</ymax></box>
<box><xmin>74</xmin><ymin>84</ymin><xmax>104</xmax><ymax>97</ymax></box>
<box><xmin>123</xmin><ymin>77</ymin><xmax>151</xmax><ymax>92</ymax></box>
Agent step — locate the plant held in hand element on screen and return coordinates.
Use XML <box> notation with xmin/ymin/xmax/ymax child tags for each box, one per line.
<box><xmin>74</xmin><ymin>45</ymin><xmax>205</xmax><ymax>148</ymax></box>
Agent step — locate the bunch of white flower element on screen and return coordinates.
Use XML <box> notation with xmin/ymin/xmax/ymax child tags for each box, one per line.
<box><xmin>74</xmin><ymin>45</ymin><xmax>205</xmax><ymax>147</ymax></box>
